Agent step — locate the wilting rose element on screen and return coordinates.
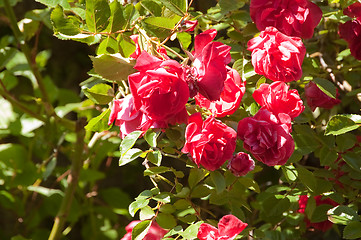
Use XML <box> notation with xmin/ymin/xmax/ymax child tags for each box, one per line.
<box><xmin>130</xmin><ymin>35</ymin><xmax>168</xmax><ymax>59</ymax></box>
<box><xmin>250</xmin><ymin>0</ymin><xmax>322</xmax><ymax>39</ymax></box>
<box><xmin>187</xmin><ymin>29</ymin><xmax>232</xmax><ymax>101</ymax></box>
<box><xmin>108</xmin><ymin>95</ymin><xmax>157</xmax><ymax>138</ymax></box>
<box><xmin>339</xmin><ymin>2</ymin><xmax>361</xmax><ymax>60</ymax></box>
<box><xmin>298</xmin><ymin>195</ymin><xmax>339</xmax><ymax>232</ymax></box>
<box><xmin>197</xmin><ymin>215</ymin><xmax>247</xmax><ymax>240</ymax></box>
<box><xmin>195</xmin><ymin>67</ymin><xmax>246</xmax><ymax>117</ymax></box>
<box><xmin>237</xmin><ymin>108</ymin><xmax>294</xmax><ymax>166</ymax></box>
<box><xmin>304</xmin><ymin>81</ymin><xmax>341</xmax><ymax>111</ymax></box>
<box><xmin>121</xmin><ymin>220</ymin><xmax>167</xmax><ymax>240</ymax></box>
<box><xmin>182</xmin><ymin>113</ymin><xmax>237</xmax><ymax>171</ymax></box>
<box><xmin>128</xmin><ymin>51</ymin><xmax>189</xmax><ymax>125</ymax></box>
<box><xmin>253</xmin><ymin>82</ymin><xmax>304</xmax><ymax>119</ymax></box>
<box><xmin>227</xmin><ymin>152</ymin><xmax>255</xmax><ymax>177</ymax></box>
<box><xmin>247</xmin><ymin>27</ymin><xmax>306</xmax><ymax>82</ymax></box>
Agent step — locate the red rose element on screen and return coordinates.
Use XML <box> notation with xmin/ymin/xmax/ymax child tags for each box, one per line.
<box><xmin>195</xmin><ymin>67</ymin><xmax>246</xmax><ymax>117</ymax></box>
<box><xmin>108</xmin><ymin>95</ymin><xmax>157</xmax><ymax>138</ymax></box>
<box><xmin>253</xmin><ymin>82</ymin><xmax>304</xmax><ymax>119</ymax></box>
<box><xmin>121</xmin><ymin>220</ymin><xmax>167</xmax><ymax>240</ymax></box>
<box><xmin>339</xmin><ymin>3</ymin><xmax>361</xmax><ymax>60</ymax></box>
<box><xmin>128</xmin><ymin>51</ymin><xmax>189</xmax><ymax>125</ymax></box>
<box><xmin>250</xmin><ymin>0</ymin><xmax>322</xmax><ymax>39</ymax></box>
<box><xmin>182</xmin><ymin>113</ymin><xmax>237</xmax><ymax>171</ymax></box>
<box><xmin>304</xmin><ymin>81</ymin><xmax>341</xmax><ymax>111</ymax></box>
<box><xmin>247</xmin><ymin>27</ymin><xmax>306</xmax><ymax>82</ymax></box>
<box><xmin>179</xmin><ymin>20</ymin><xmax>198</xmax><ymax>32</ymax></box>
<box><xmin>197</xmin><ymin>215</ymin><xmax>247</xmax><ymax>240</ymax></box>
<box><xmin>298</xmin><ymin>195</ymin><xmax>339</xmax><ymax>232</ymax></box>
<box><xmin>187</xmin><ymin>29</ymin><xmax>232</xmax><ymax>101</ymax></box>
<box><xmin>227</xmin><ymin>152</ymin><xmax>255</xmax><ymax>177</ymax></box>
<box><xmin>237</xmin><ymin>108</ymin><xmax>294</xmax><ymax>166</ymax></box>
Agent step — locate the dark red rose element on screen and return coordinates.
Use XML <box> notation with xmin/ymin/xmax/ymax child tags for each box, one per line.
<box><xmin>128</xmin><ymin>51</ymin><xmax>189</xmax><ymax>125</ymax></box>
<box><xmin>304</xmin><ymin>81</ymin><xmax>341</xmax><ymax>111</ymax></box>
<box><xmin>182</xmin><ymin>113</ymin><xmax>237</xmax><ymax>171</ymax></box>
<box><xmin>187</xmin><ymin>29</ymin><xmax>232</xmax><ymax>101</ymax></box>
<box><xmin>237</xmin><ymin>108</ymin><xmax>294</xmax><ymax>166</ymax></box>
<box><xmin>247</xmin><ymin>27</ymin><xmax>306</xmax><ymax>82</ymax></box>
<box><xmin>227</xmin><ymin>152</ymin><xmax>255</xmax><ymax>177</ymax></box>
<box><xmin>198</xmin><ymin>215</ymin><xmax>247</xmax><ymax>240</ymax></box>
<box><xmin>298</xmin><ymin>195</ymin><xmax>339</xmax><ymax>232</ymax></box>
<box><xmin>343</xmin><ymin>2</ymin><xmax>361</xmax><ymax>18</ymax></box>
<box><xmin>121</xmin><ymin>220</ymin><xmax>167</xmax><ymax>240</ymax></box>
<box><xmin>250</xmin><ymin>0</ymin><xmax>322</xmax><ymax>39</ymax></box>
<box><xmin>253</xmin><ymin>81</ymin><xmax>304</xmax><ymax>119</ymax></box>
<box><xmin>195</xmin><ymin>67</ymin><xmax>246</xmax><ymax>117</ymax></box>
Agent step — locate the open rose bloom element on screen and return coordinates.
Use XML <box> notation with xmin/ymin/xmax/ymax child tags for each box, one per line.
<box><xmin>227</xmin><ymin>152</ymin><xmax>255</xmax><ymax>177</ymax></box>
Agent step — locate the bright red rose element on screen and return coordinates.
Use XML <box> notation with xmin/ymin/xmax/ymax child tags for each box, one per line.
<box><xmin>227</xmin><ymin>152</ymin><xmax>255</xmax><ymax>177</ymax></box>
<box><xmin>247</xmin><ymin>27</ymin><xmax>306</xmax><ymax>82</ymax></box>
<box><xmin>195</xmin><ymin>67</ymin><xmax>246</xmax><ymax>117</ymax></box>
<box><xmin>108</xmin><ymin>95</ymin><xmax>158</xmax><ymax>138</ymax></box>
<box><xmin>304</xmin><ymin>81</ymin><xmax>341</xmax><ymax>111</ymax></box>
<box><xmin>237</xmin><ymin>108</ymin><xmax>294</xmax><ymax>166</ymax></box>
<box><xmin>182</xmin><ymin>113</ymin><xmax>237</xmax><ymax>171</ymax></box>
<box><xmin>298</xmin><ymin>195</ymin><xmax>339</xmax><ymax>232</ymax></box>
<box><xmin>197</xmin><ymin>215</ymin><xmax>247</xmax><ymax>240</ymax></box>
<box><xmin>187</xmin><ymin>29</ymin><xmax>232</xmax><ymax>101</ymax></box>
<box><xmin>179</xmin><ymin>20</ymin><xmax>198</xmax><ymax>32</ymax></box>
<box><xmin>130</xmin><ymin>35</ymin><xmax>168</xmax><ymax>59</ymax></box>
<box><xmin>253</xmin><ymin>82</ymin><xmax>304</xmax><ymax>119</ymax></box>
<box><xmin>121</xmin><ymin>220</ymin><xmax>167</xmax><ymax>240</ymax></box>
<box><xmin>128</xmin><ymin>51</ymin><xmax>189</xmax><ymax>125</ymax></box>
<box><xmin>250</xmin><ymin>0</ymin><xmax>322</xmax><ymax>39</ymax></box>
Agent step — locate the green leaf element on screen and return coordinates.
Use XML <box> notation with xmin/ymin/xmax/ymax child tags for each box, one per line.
<box><xmin>336</xmin><ymin>133</ymin><xmax>357</xmax><ymax>152</ymax></box>
<box><xmin>27</xmin><ymin>186</ymin><xmax>64</xmax><ymax>197</ymax></box>
<box><xmin>91</xmin><ymin>54</ymin><xmax>136</xmax><ymax>82</ymax></box>
<box><xmin>157</xmin><ymin>0</ymin><xmax>187</xmax><ymax>16</ymax></box>
<box><xmin>188</xmin><ymin>168</ymin><xmax>208</xmax><ymax>189</ymax></box>
<box><xmin>153</xmin><ymin>192</ymin><xmax>171</xmax><ymax>203</ymax></box>
<box><xmin>107</xmin><ymin>0</ymin><xmax>125</xmax><ymax>33</ymax></box>
<box><xmin>297</xmin><ymin>165</ymin><xmax>316</xmax><ymax>192</ymax></box>
<box><xmin>325</xmin><ymin>115</ymin><xmax>360</xmax><ymax>136</ymax></box>
<box><xmin>318</xmin><ymin>147</ymin><xmax>338</xmax><ymax>166</ymax></box>
<box><xmin>219</xmin><ymin>0</ymin><xmax>245</xmax><ymax>14</ymax></box>
<box><xmin>146</xmin><ymin>150</ymin><xmax>162</xmax><ymax>166</ymax></box>
<box><xmin>119</xmin><ymin>148</ymin><xmax>143</xmax><ymax>166</ymax></box>
<box><xmin>343</xmin><ymin>221</ymin><xmax>361</xmax><ymax>239</ymax></box>
<box><xmin>129</xmin><ymin>199</ymin><xmax>149</xmax><ymax>217</ymax></box>
<box><xmin>51</xmin><ymin>5</ymin><xmax>81</xmax><ymax>35</ymax></box>
<box><xmin>84</xmin><ymin>108</ymin><xmax>111</xmax><ymax>132</ymax></box>
<box><xmin>0</xmin><ymin>47</ymin><xmax>17</xmax><ymax>69</ymax></box>
<box><xmin>156</xmin><ymin>213</ymin><xmax>177</xmax><ymax>229</ymax></box>
<box><xmin>82</xmin><ymin>83</ymin><xmax>114</xmax><ymax>104</ymax></box>
<box><xmin>0</xmin><ymin>98</ymin><xmax>16</xmax><ymax>129</ymax></box>
<box><xmin>120</xmin><ymin>130</ymin><xmax>143</xmax><ymax>156</ymax></box>
<box><xmin>56</xmin><ymin>33</ymin><xmax>101</xmax><ymax>45</ymax></box>
<box><xmin>313</xmin><ymin>78</ymin><xmax>337</xmax><ymax>99</ymax></box>
<box><xmin>35</xmin><ymin>0</ymin><xmax>71</xmax><ymax>10</ymax></box>
<box><xmin>97</xmin><ymin>36</ymin><xmax>119</xmax><ymax>55</ymax></box>
<box><xmin>119</xmin><ymin>34</ymin><xmax>136</xmax><ymax>58</ymax></box>
<box><xmin>140</xmin><ymin>0</ymin><xmax>162</xmax><ymax>16</ymax></box>
<box><xmin>180</xmin><ymin>221</ymin><xmax>203</xmax><ymax>239</ymax></box>
<box><xmin>131</xmin><ymin>220</ymin><xmax>151</xmax><ymax>240</ymax></box>
<box><xmin>310</xmin><ymin>204</ymin><xmax>334</xmax><ymax>223</ymax></box>
<box><xmin>328</xmin><ymin>205</ymin><xmax>360</xmax><ymax>225</ymax></box>
<box><xmin>293</xmin><ymin>133</ymin><xmax>320</xmax><ymax>155</ymax></box>
<box><xmin>210</xmin><ymin>171</ymin><xmax>226</xmax><ymax>194</ymax></box>
<box><xmin>177</xmin><ymin>32</ymin><xmax>192</xmax><ymax>49</ymax></box>
<box><xmin>86</xmin><ymin>0</ymin><xmax>111</xmax><ymax>33</ymax></box>
<box><xmin>144</xmin><ymin>166</ymin><xmax>170</xmax><ymax>176</ymax></box>
<box><xmin>144</xmin><ymin>130</ymin><xmax>159</xmax><ymax>147</ymax></box>
<box><xmin>143</xmin><ymin>17</ymin><xmax>179</xmax><ymax>30</ymax></box>
<box><xmin>42</xmin><ymin>157</ymin><xmax>57</xmax><ymax>180</ymax></box>
<box><xmin>238</xmin><ymin>177</ymin><xmax>260</xmax><ymax>193</ymax></box>
<box><xmin>263</xmin><ymin>196</ymin><xmax>290</xmax><ymax>217</ymax></box>
<box><xmin>343</xmin><ymin>151</ymin><xmax>361</xmax><ymax>172</ymax></box>
<box><xmin>140</xmin><ymin>206</ymin><xmax>155</xmax><ymax>220</ymax></box>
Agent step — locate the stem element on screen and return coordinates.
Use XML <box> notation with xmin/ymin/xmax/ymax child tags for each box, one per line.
<box><xmin>48</xmin><ymin>119</ymin><xmax>86</xmax><ymax>240</ymax></box>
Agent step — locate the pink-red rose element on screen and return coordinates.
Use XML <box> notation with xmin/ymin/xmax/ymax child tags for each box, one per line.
<box><xmin>197</xmin><ymin>215</ymin><xmax>247</xmax><ymax>240</ymax></box>
<box><xmin>227</xmin><ymin>152</ymin><xmax>255</xmax><ymax>177</ymax></box>
<box><xmin>128</xmin><ymin>51</ymin><xmax>189</xmax><ymax>125</ymax></box>
<box><xmin>182</xmin><ymin>113</ymin><xmax>237</xmax><ymax>171</ymax></box>
<box><xmin>304</xmin><ymin>81</ymin><xmax>341</xmax><ymax>111</ymax></box>
<box><xmin>237</xmin><ymin>108</ymin><xmax>294</xmax><ymax>166</ymax></box>
<box><xmin>195</xmin><ymin>67</ymin><xmax>246</xmax><ymax>117</ymax></box>
<box><xmin>253</xmin><ymin>82</ymin><xmax>304</xmax><ymax>119</ymax></box>
<box><xmin>298</xmin><ymin>195</ymin><xmax>339</xmax><ymax>232</ymax></box>
<box><xmin>339</xmin><ymin>3</ymin><xmax>361</xmax><ymax>60</ymax></box>
<box><xmin>250</xmin><ymin>0</ymin><xmax>322</xmax><ymax>39</ymax></box>
<box><xmin>108</xmin><ymin>95</ymin><xmax>157</xmax><ymax>138</ymax></box>
<box><xmin>247</xmin><ymin>27</ymin><xmax>306</xmax><ymax>82</ymax></box>
<box><xmin>187</xmin><ymin>29</ymin><xmax>232</xmax><ymax>101</ymax></box>
<box><xmin>121</xmin><ymin>220</ymin><xmax>167</xmax><ymax>240</ymax></box>
<box><xmin>179</xmin><ymin>20</ymin><xmax>198</xmax><ymax>32</ymax></box>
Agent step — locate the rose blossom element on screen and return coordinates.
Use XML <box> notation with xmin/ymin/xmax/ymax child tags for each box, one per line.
<box><xmin>227</xmin><ymin>152</ymin><xmax>255</xmax><ymax>177</ymax></box>
<box><xmin>253</xmin><ymin>82</ymin><xmax>304</xmax><ymax>119</ymax></box>
<box><xmin>179</xmin><ymin>20</ymin><xmax>198</xmax><ymax>32</ymax></box>
<box><xmin>237</xmin><ymin>108</ymin><xmax>294</xmax><ymax>166</ymax></box>
<box><xmin>304</xmin><ymin>81</ymin><xmax>341</xmax><ymax>111</ymax></box>
<box><xmin>128</xmin><ymin>51</ymin><xmax>189</xmax><ymax>125</ymax></box>
<box><xmin>339</xmin><ymin>2</ymin><xmax>361</xmax><ymax>60</ymax></box>
<box><xmin>182</xmin><ymin>113</ymin><xmax>237</xmax><ymax>171</ymax></box>
<box><xmin>197</xmin><ymin>215</ymin><xmax>247</xmax><ymax>240</ymax></box>
<box><xmin>250</xmin><ymin>0</ymin><xmax>322</xmax><ymax>39</ymax></box>
<box><xmin>187</xmin><ymin>29</ymin><xmax>232</xmax><ymax>101</ymax></box>
<box><xmin>195</xmin><ymin>67</ymin><xmax>246</xmax><ymax>117</ymax></box>
<box><xmin>298</xmin><ymin>195</ymin><xmax>339</xmax><ymax>232</ymax></box>
<box><xmin>247</xmin><ymin>27</ymin><xmax>306</xmax><ymax>82</ymax></box>
<box><xmin>108</xmin><ymin>95</ymin><xmax>157</xmax><ymax>138</ymax></box>
<box><xmin>121</xmin><ymin>220</ymin><xmax>167</xmax><ymax>240</ymax></box>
